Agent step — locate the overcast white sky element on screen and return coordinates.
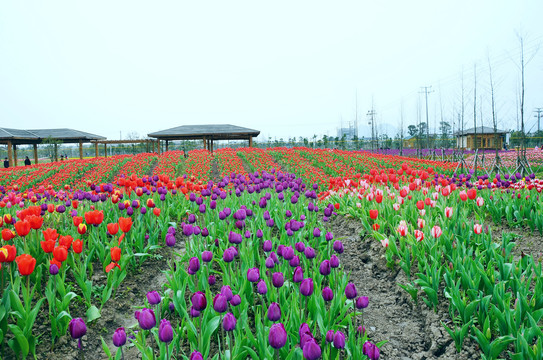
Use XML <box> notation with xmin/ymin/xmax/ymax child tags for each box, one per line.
<box><xmin>1</xmin><ymin>1</ymin><xmax>542</xmax><ymax>142</ymax></box>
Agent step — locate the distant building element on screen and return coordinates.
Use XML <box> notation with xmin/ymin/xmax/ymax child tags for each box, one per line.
<box><xmin>454</xmin><ymin>126</ymin><xmax>507</xmax><ymax>150</ymax></box>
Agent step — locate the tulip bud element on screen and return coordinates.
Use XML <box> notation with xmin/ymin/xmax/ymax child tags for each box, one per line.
<box><xmin>267</xmin><ymin>302</ymin><xmax>281</xmax><ymax>322</ymax></box>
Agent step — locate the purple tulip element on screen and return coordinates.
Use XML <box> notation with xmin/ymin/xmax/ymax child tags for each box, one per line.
<box><xmin>49</xmin><ymin>264</ymin><xmax>59</xmax><ymax>276</ymax></box>
<box><xmin>363</xmin><ymin>341</ymin><xmax>380</xmax><ymax>360</ymax></box>
<box><xmin>333</xmin><ymin>331</ymin><xmax>345</xmax><ymax>349</ymax></box>
<box><xmin>222</xmin><ymin>313</ymin><xmax>236</xmax><ymax>331</ymax></box>
<box><xmin>282</xmin><ymin>246</ymin><xmax>294</xmax><ymax>261</ymax></box>
<box><xmin>190</xmin><ymin>351</ymin><xmax>204</xmax><ymax>360</ymax></box>
<box><xmin>304</xmin><ymin>246</ymin><xmax>316</xmax><ymax>259</ymax></box>
<box><xmin>325</xmin><ymin>232</ymin><xmax>334</xmax><ymax>241</ymax></box>
<box><xmin>165</xmin><ymin>233</ymin><xmax>176</xmax><ymax>247</ymax></box>
<box><xmin>319</xmin><ymin>260</ymin><xmax>331</xmax><ymax>276</ymax></box>
<box><xmin>137</xmin><ymin>308</ymin><xmax>156</xmax><ymax>330</ymax></box>
<box><xmin>213</xmin><ymin>293</ymin><xmax>228</xmax><ymax>313</ymax></box>
<box><xmin>188</xmin><ymin>257</ymin><xmax>200</xmax><ymax>274</ymax></box>
<box><xmin>68</xmin><ymin>318</ymin><xmax>87</xmax><ymax>339</ymax></box>
<box><xmin>189</xmin><ymin>306</ymin><xmax>200</xmax><ymax>318</ymax></box>
<box><xmin>191</xmin><ymin>292</ymin><xmax>207</xmax><ymax>311</ymax></box>
<box><xmin>146</xmin><ymin>291</ymin><xmax>161</xmax><ymax>305</ymax></box>
<box><xmin>208</xmin><ymin>275</ymin><xmax>216</xmax><ymax>285</ymax></box>
<box><xmin>293</xmin><ymin>267</ymin><xmax>304</xmax><ymax>283</ymax></box>
<box><xmin>263</xmin><ymin>240</ymin><xmax>272</xmax><ymax>252</ymax></box>
<box><xmin>345</xmin><ymin>283</ymin><xmax>357</xmax><ymax>299</ymax></box>
<box><xmin>257</xmin><ymin>279</ymin><xmax>268</xmax><ymax>294</ymax></box>
<box><xmin>265</xmin><ymin>257</ymin><xmax>275</xmax><ymax>269</ymax></box>
<box><xmin>356</xmin><ymin>296</ymin><xmax>369</xmax><ymax>309</ymax></box>
<box><xmin>267</xmin><ymin>302</ymin><xmax>281</xmax><ymax>322</ymax></box>
<box><xmin>322</xmin><ymin>287</ymin><xmax>334</xmax><ymax>302</ymax></box>
<box><xmin>295</xmin><ymin>242</ymin><xmax>306</xmax><ymax>253</ymax></box>
<box><xmin>230</xmin><ymin>294</ymin><xmax>241</xmax><ymax>306</ymax></box>
<box><xmin>300</xmin><ymin>278</ymin><xmax>314</xmax><ymax>297</ymax></box>
<box><xmin>303</xmin><ymin>339</ymin><xmax>322</xmax><ymax>360</ymax></box>
<box><xmin>223</xmin><ymin>248</ymin><xmax>235</xmax><ymax>263</ymax></box>
<box><xmin>325</xmin><ymin>330</ymin><xmax>334</xmax><ymax>343</ymax></box>
<box><xmin>221</xmin><ymin>286</ymin><xmax>233</xmax><ymax>301</ymax></box>
<box><xmin>330</xmin><ymin>254</ymin><xmax>340</xmax><ymax>268</ymax></box>
<box><xmin>112</xmin><ymin>327</ymin><xmax>127</xmax><ymax>347</ymax></box>
<box><xmin>333</xmin><ymin>240</ymin><xmax>344</xmax><ymax>254</ymax></box>
<box><xmin>247</xmin><ymin>268</ymin><xmax>260</xmax><ymax>282</ymax></box>
<box><xmin>202</xmin><ymin>251</ymin><xmax>213</xmax><ymax>263</ymax></box>
<box><xmin>268</xmin><ymin>323</ymin><xmax>287</xmax><ymax>349</ymax></box>
<box><xmin>289</xmin><ymin>255</ymin><xmax>300</xmax><ymax>268</ymax></box>
<box><xmin>272</xmin><ymin>272</ymin><xmax>284</xmax><ymax>288</ymax></box>
<box><xmin>158</xmin><ymin>319</ymin><xmax>173</xmax><ymax>343</ymax></box>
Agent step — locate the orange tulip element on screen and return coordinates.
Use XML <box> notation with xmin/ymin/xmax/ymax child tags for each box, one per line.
<box><xmin>14</xmin><ymin>221</ymin><xmax>31</xmax><ymax>237</ymax></box>
<box><xmin>153</xmin><ymin>208</ymin><xmax>161</xmax><ymax>217</ymax></box>
<box><xmin>107</xmin><ymin>223</ymin><xmax>119</xmax><ymax>236</ymax></box>
<box><xmin>118</xmin><ymin>217</ymin><xmax>133</xmax><ymax>233</ymax></box>
<box><xmin>15</xmin><ymin>254</ymin><xmax>36</xmax><ymax>275</ymax></box>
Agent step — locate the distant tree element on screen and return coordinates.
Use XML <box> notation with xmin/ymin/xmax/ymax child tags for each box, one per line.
<box><xmin>407</xmin><ymin>125</ymin><xmax>418</xmax><ymax>137</ymax></box>
<box><xmin>340</xmin><ymin>134</ymin><xmax>347</xmax><ymax>150</ymax></box>
<box><xmin>322</xmin><ymin>135</ymin><xmax>329</xmax><ymax>149</ymax></box>
<box><xmin>439</xmin><ymin>121</ymin><xmax>451</xmax><ymax>147</ymax></box>
<box><xmin>42</xmin><ymin>136</ymin><xmax>63</xmax><ymax>160</ymax></box>
<box><xmin>303</xmin><ymin>137</ymin><xmax>309</xmax><ymax>147</ymax></box>
<box><xmin>312</xmin><ymin>134</ymin><xmax>317</xmax><ymax>148</ymax></box>
<box><xmin>317</xmin><ymin>139</ymin><xmax>323</xmax><ymax>148</ymax></box>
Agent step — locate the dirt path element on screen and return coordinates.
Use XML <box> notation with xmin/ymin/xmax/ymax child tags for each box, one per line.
<box><xmin>210</xmin><ymin>158</ymin><xmax>221</xmax><ymax>183</ymax></box>
<box><xmin>330</xmin><ymin>215</ymin><xmax>479</xmax><ymax>359</ymax></box>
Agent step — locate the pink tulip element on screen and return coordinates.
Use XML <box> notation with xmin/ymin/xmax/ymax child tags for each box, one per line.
<box><xmin>431</xmin><ymin>225</ymin><xmax>442</xmax><ymax>239</ymax></box>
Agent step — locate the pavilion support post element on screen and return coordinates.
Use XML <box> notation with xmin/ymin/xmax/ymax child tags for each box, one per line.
<box><xmin>165</xmin><ymin>140</ymin><xmax>169</xmax><ymax>152</ymax></box>
<box><xmin>13</xmin><ymin>144</ymin><xmax>18</xmax><ymax>167</ymax></box>
<box><xmin>158</xmin><ymin>140</ymin><xmax>161</xmax><ymax>155</ymax></box>
<box><xmin>79</xmin><ymin>140</ymin><xmax>83</xmax><ymax>159</ymax></box>
<box><xmin>95</xmin><ymin>143</ymin><xmax>99</xmax><ymax>158</ymax></box>
<box><xmin>210</xmin><ymin>139</ymin><xmax>214</xmax><ymax>153</ymax></box>
<box><xmin>249</xmin><ymin>136</ymin><xmax>253</xmax><ymax>148</ymax></box>
<box><xmin>203</xmin><ymin>137</ymin><xmax>207</xmax><ymax>150</ymax></box>
<box><xmin>54</xmin><ymin>144</ymin><xmax>58</xmax><ymax>162</ymax></box>
<box><xmin>33</xmin><ymin>144</ymin><xmax>38</xmax><ymax>164</ymax></box>
<box><xmin>104</xmin><ymin>144</ymin><xmax>107</xmax><ymax>158</ymax></box>
<box><xmin>7</xmin><ymin>141</ymin><xmax>13</xmax><ymax>167</ymax></box>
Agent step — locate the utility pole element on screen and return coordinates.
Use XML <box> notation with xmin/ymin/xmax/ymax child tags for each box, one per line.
<box><xmin>535</xmin><ymin>108</ymin><xmax>543</xmax><ymax>147</ymax></box>
<box><xmin>367</xmin><ymin>106</ymin><xmax>376</xmax><ymax>152</ymax></box>
<box><xmin>420</xmin><ymin>86</ymin><xmax>433</xmax><ymax>150</ymax></box>
<box><xmin>534</xmin><ymin>107</ymin><xmax>542</xmax><ymax>134</ymax></box>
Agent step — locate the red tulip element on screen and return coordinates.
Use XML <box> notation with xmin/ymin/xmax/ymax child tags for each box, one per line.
<box><xmin>369</xmin><ymin>210</ymin><xmax>378</xmax><ymax>220</ymax></box>
<box><xmin>118</xmin><ymin>217</ymin><xmax>133</xmax><ymax>233</ymax></box>
<box><xmin>1</xmin><ymin>228</ymin><xmax>15</xmax><ymax>241</ymax></box>
<box><xmin>42</xmin><ymin>228</ymin><xmax>59</xmax><ymax>241</ymax></box>
<box><xmin>26</xmin><ymin>215</ymin><xmax>43</xmax><ymax>230</ymax></box>
<box><xmin>77</xmin><ymin>223</ymin><xmax>87</xmax><ymax>235</ymax></box>
<box><xmin>73</xmin><ymin>239</ymin><xmax>83</xmax><ymax>254</ymax></box>
<box><xmin>53</xmin><ymin>246</ymin><xmax>68</xmax><ymax>262</ymax></box>
<box><xmin>14</xmin><ymin>221</ymin><xmax>31</xmax><ymax>237</ymax></box>
<box><xmin>111</xmin><ymin>247</ymin><xmax>121</xmax><ymax>262</ymax></box>
<box><xmin>73</xmin><ymin>216</ymin><xmax>83</xmax><ymax>227</ymax></box>
<box><xmin>15</xmin><ymin>254</ymin><xmax>36</xmax><ymax>275</ymax></box>
<box><xmin>107</xmin><ymin>223</ymin><xmax>119</xmax><ymax>236</ymax></box>
<box><xmin>41</xmin><ymin>239</ymin><xmax>55</xmax><ymax>253</ymax></box>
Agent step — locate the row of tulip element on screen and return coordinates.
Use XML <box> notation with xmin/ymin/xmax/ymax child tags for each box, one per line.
<box><xmin>329</xmin><ymin>178</ymin><xmax>543</xmax><ymax>359</ymax></box>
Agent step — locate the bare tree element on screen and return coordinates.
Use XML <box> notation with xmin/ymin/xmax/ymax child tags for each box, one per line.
<box><xmin>488</xmin><ymin>54</ymin><xmax>501</xmax><ymax>171</ymax></box>
<box><xmin>473</xmin><ymin>64</ymin><xmax>478</xmax><ymax>177</ymax></box>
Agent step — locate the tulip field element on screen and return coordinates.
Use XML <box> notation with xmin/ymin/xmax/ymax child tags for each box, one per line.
<box><xmin>0</xmin><ymin>147</ymin><xmax>542</xmax><ymax>360</ymax></box>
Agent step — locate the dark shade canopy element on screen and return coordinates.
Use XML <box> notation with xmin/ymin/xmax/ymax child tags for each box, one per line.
<box><xmin>454</xmin><ymin>126</ymin><xmax>507</xmax><ymax>136</ymax></box>
<box><xmin>148</xmin><ymin>124</ymin><xmax>260</xmax><ymax>141</ymax></box>
<box><xmin>0</xmin><ymin>127</ymin><xmax>106</xmax><ymax>144</ymax></box>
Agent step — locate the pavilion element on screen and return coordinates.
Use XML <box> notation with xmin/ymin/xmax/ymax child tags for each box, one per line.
<box><xmin>0</xmin><ymin>127</ymin><xmax>106</xmax><ymax>167</ymax></box>
<box><xmin>148</xmin><ymin>124</ymin><xmax>260</xmax><ymax>152</ymax></box>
